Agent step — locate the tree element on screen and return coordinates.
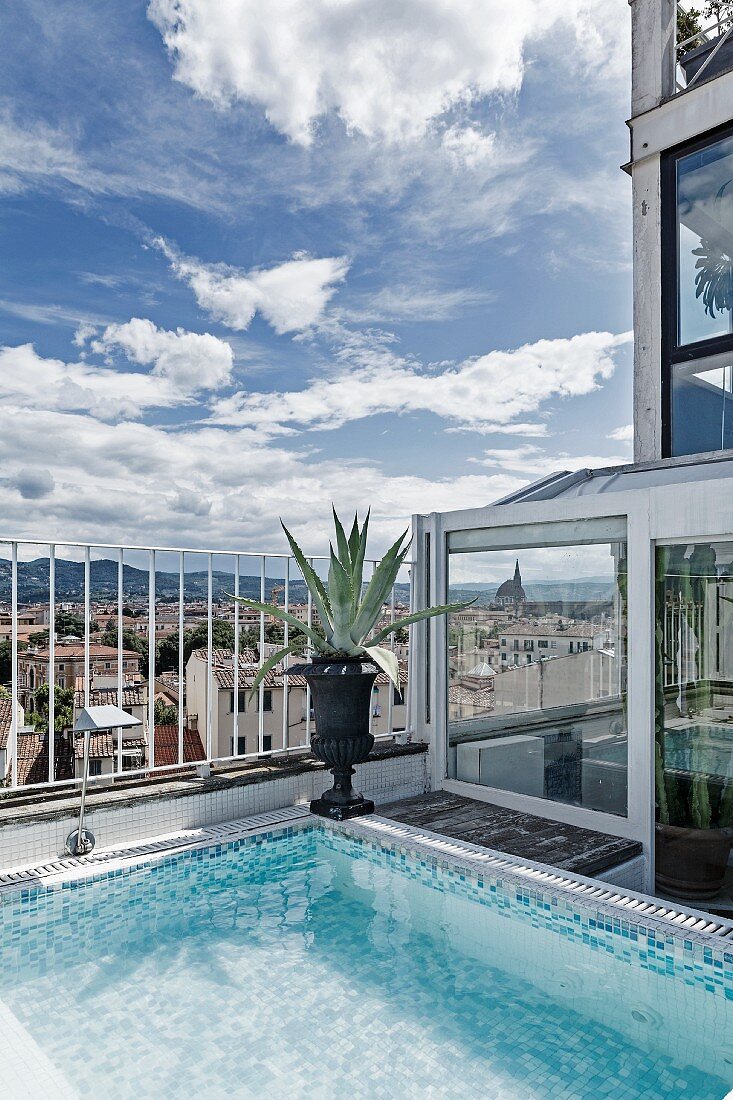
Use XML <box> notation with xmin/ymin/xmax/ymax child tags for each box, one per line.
<box><xmin>99</xmin><ymin>625</ymin><xmax>148</xmax><ymax>670</ymax></box>
<box><xmin>27</xmin><ymin>684</ymin><xmax>75</xmax><ymax>735</ymax></box>
<box><xmin>393</xmin><ymin>627</ymin><xmax>409</xmax><ymax>644</ymax></box>
<box><xmin>154</xmin><ymin>698</ymin><xmax>178</xmax><ymax>726</ymax></box>
<box><xmin>677</xmin><ymin>5</ymin><xmax>703</xmax><ymax>57</ymax></box>
<box><xmin>156</xmin><ymin>618</ymin><xmax>235</xmax><ymax>674</ymax></box>
<box><xmin>0</xmin><ymin>639</ymin><xmax>26</xmax><ymax>685</ymax></box>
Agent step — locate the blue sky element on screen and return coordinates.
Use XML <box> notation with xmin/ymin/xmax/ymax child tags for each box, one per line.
<box><xmin>0</xmin><ymin>0</ymin><xmax>634</xmax><ymax>560</ymax></box>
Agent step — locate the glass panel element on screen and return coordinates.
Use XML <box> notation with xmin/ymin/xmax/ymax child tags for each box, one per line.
<box><xmin>447</xmin><ymin>536</ymin><xmax>628</xmax><ymax>817</ymax></box>
<box><xmin>677</xmin><ymin>133</ymin><xmax>733</xmax><ymax>347</ymax></box>
<box><xmin>655</xmin><ymin>543</ymin><xmax>733</xmax><ymax>830</ymax></box>
<box><xmin>671</xmin><ymin>357</ymin><xmax>733</xmax><ymax>455</ymax></box>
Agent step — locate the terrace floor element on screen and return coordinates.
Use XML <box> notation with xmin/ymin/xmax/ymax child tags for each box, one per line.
<box><xmin>379</xmin><ymin>790</ymin><xmax>642</xmax><ymax>877</ymax></box>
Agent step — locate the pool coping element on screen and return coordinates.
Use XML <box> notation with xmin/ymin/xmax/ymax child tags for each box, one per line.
<box><xmin>1</xmin><ymin>805</ymin><xmax>733</xmax><ymax>960</ymax></box>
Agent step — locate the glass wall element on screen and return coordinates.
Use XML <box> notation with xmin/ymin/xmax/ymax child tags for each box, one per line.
<box><xmin>654</xmin><ymin>542</ymin><xmax>733</xmax><ymax>831</ymax></box>
<box><xmin>666</xmin><ymin>126</ymin><xmax>733</xmax><ymax>456</ymax></box>
<box><xmin>447</xmin><ymin>529</ymin><xmax>628</xmax><ymax>817</ymax></box>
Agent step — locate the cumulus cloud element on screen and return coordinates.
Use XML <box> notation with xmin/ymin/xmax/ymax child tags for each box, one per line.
<box><xmin>608</xmin><ymin>423</ymin><xmax>633</xmax><ymax>443</ymax></box>
<box><xmin>476</xmin><ymin>443</ymin><xmax>633</xmax><ymax>477</ymax></box>
<box><xmin>441</xmin><ymin>125</ymin><xmax>496</xmax><ymax>169</ymax></box>
<box><xmin>90</xmin><ymin>317</ymin><xmax>233</xmax><ymax>391</ymax></box>
<box><xmin>147</xmin><ymin>0</ymin><xmax>626</xmax><ymax>147</ymax></box>
<box><xmin>154</xmin><ymin>238</ymin><xmax>348</xmax><ymax>334</ymax></box>
<box><xmin>10</xmin><ymin>468</ymin><xmax>55</xmax><ymax>500</ymax></box>
<box><xmin>211</xmin><ymin>330</ymin><xmax>631</xmax><ymax>435</ymax></box>
<box><xmin>0</xmin><ymin>321</ymin><xmax>233</xmax><ymax>420</ymax></box>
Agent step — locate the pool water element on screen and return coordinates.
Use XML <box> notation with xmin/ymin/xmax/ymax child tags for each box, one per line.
<box><xmin>1</xmin><ymin>824</ymin><xmax>732</xmax><ymax>1099</ymax></box>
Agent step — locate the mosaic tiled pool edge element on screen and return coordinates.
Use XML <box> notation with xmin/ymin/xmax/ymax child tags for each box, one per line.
<box><xmin>1</xmin><ymin>804</ymin><xmax>732</xmax><ymax>1000</ymax></box>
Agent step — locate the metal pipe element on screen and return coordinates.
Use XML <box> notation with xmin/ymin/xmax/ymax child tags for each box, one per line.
<box><xmin>48</xmin><ymin>544</ymin><xmax>55</xmax><ymax>784</ymax></box>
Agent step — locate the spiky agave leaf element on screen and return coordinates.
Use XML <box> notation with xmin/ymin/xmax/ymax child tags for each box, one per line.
<box><xmin>280</xmin><ymin>522</ymin><xmax>333</xmax><ymax>635</ymax></box>
<box><xmin>360</xmin><ymin>644</ymin><xmax>400</xmax><ymax>688</ymax></box>
<box><xmin>369</xmin><ymin>600</ymin><xmax>478</xmax><ymax>646</ymax></box>
<box><xmin>332</xmin><ymin>507</ymin><xmax>352</xmax><ymax>573</ymax></box>
<box><xmin>351</xmin><ymin>529</ymin><xmax>410</xmax><ymax>644</ymax></box>
<box><xmin>327</xmin><ymin>545</ymin><xmax>358</xmax><ymax>653</ymax></box>
<box><xmin>246</xmin><ymin>642</ymin><xmax>303</xmax><ymax>702</ymax></box>
<box><xmin>350</xmin><ymin>508</ymin><xmax>370</xmax><ymax>612</ymax></box>
<box><xmin>229</xmin><ymin>595</ymin><xmax>332</xmax><ymax>654</ymax></box>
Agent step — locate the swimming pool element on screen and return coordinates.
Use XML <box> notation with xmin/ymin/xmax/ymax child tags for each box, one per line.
<box><xmin>1</xmin><ymin>816</ymin><xmax>732</xmax><ymax>1099</ymax></box>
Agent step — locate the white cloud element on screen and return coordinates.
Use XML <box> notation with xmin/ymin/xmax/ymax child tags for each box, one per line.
<box><xmin>0</xmin><ymin>321</ymin><xmax>233</xmax><ymax>421</ymax></box>
<box><xmin>147</xmin><ymin>0</ymin><xmax>627</xmax><ymax>147</ymax></box>
<box><xmin>90</xmin><ymin>317</ymin><xmax>233</xmax><ymax>391</ymax></box>
<box><xmin>211</xmin><ymin>329</ymin><xmax>631</xmax><ymax>435</ymax></box>
<box><xmin>441</xmin><ymin>125</ymin><xmax>496</xmax><ymax>169</ymax></box>
<box><xmin>608</xmin><ymin>423</ymin><xmax>633</xmax><ymax>443</ymax></box>
<box><xmin>476</xmin><ymin>443</ymin><xmax>632</xmax><ymax>477</ymax></box>
<box><xmin>155</xmin><ymin>238</ymin><xmax>349</xmax><ymax>334</ymax></box>
<box><xmin>10</xmin><ymin>468</ymin><xmax>55</xmax><ymax>500</ymax></box>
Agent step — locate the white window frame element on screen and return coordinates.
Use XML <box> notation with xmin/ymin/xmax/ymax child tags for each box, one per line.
<box><xmin>409</xmin><ymin>474</ymin><xmax>733</xmax><ymax>891</ymax></box>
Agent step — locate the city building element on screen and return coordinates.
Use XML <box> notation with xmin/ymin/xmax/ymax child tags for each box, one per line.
<box><xmin>17</xmin><ymin>643</ymin><xmax>143</xmax><ymax>712</ymax></box>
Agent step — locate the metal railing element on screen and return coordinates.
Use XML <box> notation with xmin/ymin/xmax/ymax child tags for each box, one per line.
<box><xmin>676</xmin><ymin>4</ymin><xmax>733</xmax><ymax>93</ymax></box>
<box><xmin>0</xmin><ymin>538</ymin><xmax>414</xmax><ymax>795</ymax></box>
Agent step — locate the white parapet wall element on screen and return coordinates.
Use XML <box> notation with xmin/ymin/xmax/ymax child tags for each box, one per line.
<box><xmin>0</xmin><ymin>747</ymin><xmax>431</xmax><ymax>871</ymax></box>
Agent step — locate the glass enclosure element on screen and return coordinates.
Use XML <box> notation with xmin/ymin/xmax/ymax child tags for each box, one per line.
<box><xmin>655</xmin><ymin>542</ymin><xmax>733</xmax><ymax>831</ymax></box>
<box><xmin>447</xmin><ymin>526</ymin><xmax>628</xmax><ymax>817</ymax></box>
<box><xmin>677</xmin><ymin>132</ymin><xmax>733</xmax><ymax>347</ymax></box>
<box><xmin>667</xmin><ymin>126</ymin><xmax>733</xmax><ymax>457</ymax></box>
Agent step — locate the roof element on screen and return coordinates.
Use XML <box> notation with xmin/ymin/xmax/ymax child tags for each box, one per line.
<box><xmin>465</xmin><ymin>662</ymin><xmax>496</xmax><ymax>677</ymax></box>
<box><xmin>448</xmin><ymin>684</ymin><xmax>495</xmax><ymax>709</ymax></box>
<box><xmin>209</xmin><ymin>656</ymin><xmax>408</xmax><ymax>690</ymax></box>
<box><xmin>6</xmin><ymin>731</ymin><xmax>73</xmax><ymax>785</ymax></box>
<box><xmin>0</xmin><ymin>698</ymin><xmax>12</xmax><ymax>750</ymax></box>
<box><xmin>73</xmin><ymin>731</ymin><xmax>147</xmax><ymax>759</ymax></box>
<box><xmin>500</xmin><ymin>622</ymin><xmax>600</xmax><ymax>638</ymax></box>
<box><xmin>74</xmin><ymin>686</ymin><xmax>144</xmax><ymax>708</ymax></box>
<box><xmin>23</xmin><ymin>643</ymin><xmax>141</xmax><ymax>661</ymax></box>
<box><xmin>493</xmin><ymin>452</ymin><xmax>733</xmax><ymax>505</ymax></box>
<box><xmin>153</xmin><ymin>724</ymin><xmax>205</xmax><ymax>768</ymax></box>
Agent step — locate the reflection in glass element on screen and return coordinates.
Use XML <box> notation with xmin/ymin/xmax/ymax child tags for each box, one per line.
<box><xmin>447</xmin><ymin>540</ymin><xmax>628</xmax><ymax>817</ymax></box>
<box><xmin>677</xmin><ymin>134</ymin><xmax>733</xmax><ymax>347</ymax></box>
<box><xmin>671</xmin><ymin>358</ymin><xmax>733</xmax><ymax>455</ymax></box>
<box><xmin>654</xmin><ymin>544</ymin><xmax>733</xmax><ymax>832</ymax></box>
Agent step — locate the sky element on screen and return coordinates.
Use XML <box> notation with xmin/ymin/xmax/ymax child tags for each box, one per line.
<box><xmin>0</xmin><ymin>0</ymin><xmax>635</xmax><ymax>566</ymax></box>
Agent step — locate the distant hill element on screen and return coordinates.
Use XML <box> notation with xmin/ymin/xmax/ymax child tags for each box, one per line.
<box><xmin>449</xmin><ymin>580</ymin><xmax>616</xmax><ymax>606</ymax></box>
<box><xmin>0</xmin><ymin>557</ymin><xmax>411</xmax><ymax>607</ymax></box>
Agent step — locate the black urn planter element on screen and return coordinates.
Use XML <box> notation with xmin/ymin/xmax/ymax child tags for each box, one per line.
<box><xmin>291</xmin><ymin>655</ymin><xmax>378</xmax><ymax>820</ymax></box>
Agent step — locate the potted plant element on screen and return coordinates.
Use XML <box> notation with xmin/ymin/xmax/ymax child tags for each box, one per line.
<box><xmin>233</xmin><ymin>509</ymin><xmax>470</xmax><ymax>820</ymax></box>
<box><xmin>655</xmin><ymin>743</ymin><xmax>733</xmax><ymax>899</ymax></box>
<box><xmin>678</xmin><ymin>2</ymin><xmax>733</xmax><ymax>86</ymax></box>
<box><xmin>654</xmin><ymin>544</ymin><xmax>733</xmax><ymax>898</ymax></box>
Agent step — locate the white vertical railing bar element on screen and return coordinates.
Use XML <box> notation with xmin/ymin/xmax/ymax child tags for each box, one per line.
<box><xmin>178</xmin><ymin>552</ymin><xmax>184</xmax><ymax>766</ymax></box>
<box><xmin>84</xmin><ymin>546</ymin><xmax>90</xmax><ymax>708</ymax></box>
<box><xmin>116</xmin><ymin>548</ymin><xmax>123</xmax><ymax>775</ymax></box>
<box><xmin>368</xmin><ymin>560</ymin><xmax>376</xmax><ymax>738</ymax></box>
<box><xmin>10</xmin><ymin>543</ymin><xmax>18</xmax><ymax>789</ymax></box>
<box><xmin>258</xmin><ymin>556</ymin><xmax>265</xmax><ymax>754</ymax></box>
<box><xmin>405</xmin><ymin>561</ymin><xmax>415</xmax><ymax>739</ymax></box>
<box><xmin>148</xmin><ymin>550</ymin><xmax>156</xmax><ymax>771</ymax></box>
<box><xmin>387</xmin><ymin>581</ymin><xmax>395</xmax><ymax>734</ymax></box>
<box><xmin>233</xmin><ymin>554</ymin><xmax>239</xmax><ymax>757</ymax></box>
<box><xmin>305</xmin><ymin>558</ymin><xmax>313</xmax><ymax>747</ymax></box>
<box><xmin>282</xmin><ymin>556</ymin><xmax>289</xmax><ymax>751</ymax></box>
<box><xmin>48</xmin><ymin>545</ymin><xmax>55</xmax><ymax>784</ymax></box>
<box><xmin>206</xmin><ymin>554</ymin><xmax>213</xmax><ymax>762</ymax></box>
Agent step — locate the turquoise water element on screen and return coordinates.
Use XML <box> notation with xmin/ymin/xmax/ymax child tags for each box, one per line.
<box><xmin>1</xmin><ymin>825</ymin><xmax>732</xmax><ymax>1099</ymax></box>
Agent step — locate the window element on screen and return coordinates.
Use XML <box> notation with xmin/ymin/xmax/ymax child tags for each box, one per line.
<box><xmin>447</xmin><ymin>527</ymin><xmax>628</xmax><ymax>817</ymax></box>
<box><xmin>662</xmin><ymin>125</ymin><xmax>733</xmax><ymax>457</ymax></box>
<box><xmin>229</xmin><ymin>690</ymin><xmax>246</xmax><ymax>713</ymax></box>
<box><xmin>655</xmin><ymin>543</ymin><xmax>733</xmax><ymax>839</ymax></box>
<box><xmin>232</xmin><ymin>735</ymin><xmax>246</xmax><ymax>755</ymax></box>
<box><xmin>393</xmin><ymin>686</ymin><xmax>404</xmax><ymax>705</ymax></box>
<box><xmin>262</xmin><ymin>735</ymin><xmax>272</xmax><ymax>752</ymax></box>
<box><xmin>538</xmin><ymin>639</ymin><xmax>549</xmax><ymax>649</ymax></box>
<box><xmin>89</xmin><ymin>760</ymin><xmax>102</xmax><ymax>777</ymax></box>
<box><xmin>263</xmin><ymin>690</ymin><xmax>272</xmax><ymax>712</ymax></box>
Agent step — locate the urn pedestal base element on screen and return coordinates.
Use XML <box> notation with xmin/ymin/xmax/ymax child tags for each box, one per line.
<box><xmin>309</xmin><ymin>796</ymin><xmax>375</xmax><ymax>821</ymax></box>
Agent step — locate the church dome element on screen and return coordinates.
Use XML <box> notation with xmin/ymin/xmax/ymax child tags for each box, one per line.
<box><xmin>495</xmin><ymin>560</ymin><xmax>525</xmax><ymax>602</ymax></box>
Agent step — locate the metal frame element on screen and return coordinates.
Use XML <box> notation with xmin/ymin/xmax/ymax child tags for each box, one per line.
<box><xmin>0</xmin><ymin>538</ymin><xmax>412</xmax><ymax>795</ymax></box>
<box><xmin>660</xmin><ymin>118</ymin><xmax>733</xmax><ymax>457</ymax></box>
<box><xmin>410</xmin><ymin>474</ymin><xmax>733</xmax><ymax>892</ymax></box>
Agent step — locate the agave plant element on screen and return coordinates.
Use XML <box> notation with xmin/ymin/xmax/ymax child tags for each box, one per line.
<box><xmin>233</xmin><ymin>508</ymin><xmax>471</xmax><ymax>695</ymax></box>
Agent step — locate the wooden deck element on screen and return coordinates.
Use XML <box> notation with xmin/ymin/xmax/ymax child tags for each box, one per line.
<box><xmin>378</xmin><ymin>791</ymin><xmax>642</xmax><ymax>877</ymax></box>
